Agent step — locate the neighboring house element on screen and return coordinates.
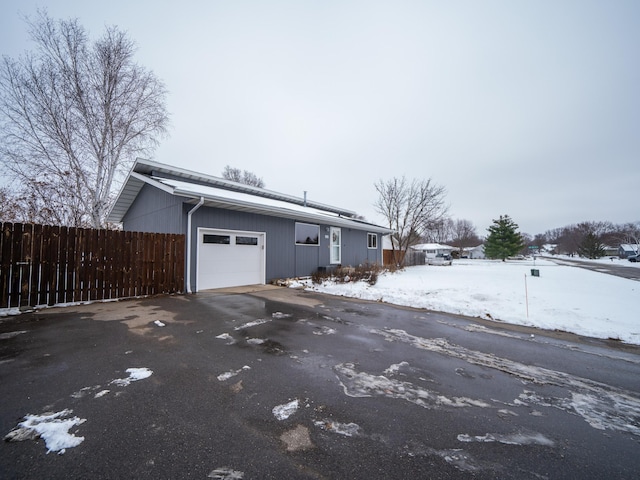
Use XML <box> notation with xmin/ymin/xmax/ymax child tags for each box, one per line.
<box><xmin>465</xmin><ymin>244</ymin><xmax>486</xmax><ymax>259</ymax></box>
<box><xmin>108</xmin><ymin>159</ymin><xmax>391</xmax><ymax>291</ymax></box>
<box><xmin>411</xmin><ymin>243</ymin><xmax>455</xmax><ymax>259</ymax></box>
<box><xmin>619</xmin><ymin>244</ymin><xmax>640</xmax><ymax>258</ymax></box>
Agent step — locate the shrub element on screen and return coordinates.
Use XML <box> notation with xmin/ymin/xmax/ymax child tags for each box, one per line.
<box><xmin>312</xmin><ymin>263</ymin><xmax>384</xmax><ymax>286</ymax></box>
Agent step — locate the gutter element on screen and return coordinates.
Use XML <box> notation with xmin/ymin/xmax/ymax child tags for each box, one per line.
<box><xmin>186</xmin><ymin>197</ymin><xmax>205</xmax><ymax>294</ymax></box>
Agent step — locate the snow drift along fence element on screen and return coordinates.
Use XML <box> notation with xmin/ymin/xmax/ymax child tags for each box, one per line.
<box><xmin>0</xmin><ymin>222</ymin><xmax>185</xmax><ymax>309</ymax></box>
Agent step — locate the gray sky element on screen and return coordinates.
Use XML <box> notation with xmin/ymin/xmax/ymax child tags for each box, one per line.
<box><xmin>1</xmin><ymin>0</ymin><xmax>638</xmax><ymax>236</ymax></box>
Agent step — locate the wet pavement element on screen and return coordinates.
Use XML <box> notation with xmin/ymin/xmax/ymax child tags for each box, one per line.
<box><xmin>544</xmin><ymin>255</ymin><xmax>640</xmax><ymax>281</ymax></box>
<box><xmin>1</xmin><ymin>287</ymin><xmax>639</xmax><ymax>479</ymax></box>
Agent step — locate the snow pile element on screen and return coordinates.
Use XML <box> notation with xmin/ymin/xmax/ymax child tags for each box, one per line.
<box><xmin>110</xmin><ymin>367</ymin><xmax>153</xmax><ymax>387</ymax></box>
<box><xmin>4</xmin><ymin>409</ymin><xmax>86</xmax><ymax>454</ymax></box>
<box><xmin>302</xmin><ymin>259</ymin><xmax>640</xmax><ymax>345</ymax></box>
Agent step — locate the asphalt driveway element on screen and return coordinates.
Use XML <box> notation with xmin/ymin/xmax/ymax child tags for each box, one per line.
<box><xmin>1</xmin><ymin>287</ymin><xmax>639</xmax><ymax>479</ymax></box>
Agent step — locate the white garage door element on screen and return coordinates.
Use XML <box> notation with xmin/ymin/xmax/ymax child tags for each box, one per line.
<box><xmin>196</xmin><ymin>228</ymin><xmax>265</xmax><ymax>290</ymax></box>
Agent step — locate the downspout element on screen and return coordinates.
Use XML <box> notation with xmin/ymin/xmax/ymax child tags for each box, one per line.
<box><xmin>186</xmin><ymin>197</ymin><xmax>205</xmax><ymax>294</ymax></box>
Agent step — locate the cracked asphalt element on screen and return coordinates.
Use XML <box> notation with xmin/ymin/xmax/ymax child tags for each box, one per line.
<box><xmin>1</xmin><ymin>286</ymin><xmax>639</xmax><ymax>479</ymax></box>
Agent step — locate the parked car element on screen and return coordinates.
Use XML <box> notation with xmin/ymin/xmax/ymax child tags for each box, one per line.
<box><xmin>629</xmin><ymin>255</ymin><xmax>639</xmax><ymax>263</ymax></box>
<box><xmin>427</xmin><ymin>253</ymin><xmax>452</xmax><ymax>266</ymax></box>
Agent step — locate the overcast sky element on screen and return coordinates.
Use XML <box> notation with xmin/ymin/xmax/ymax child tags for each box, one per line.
<box><xmin>1</xmin><ymin>1</ymin><xmax>638</xmax><ymax>236</ymax></box>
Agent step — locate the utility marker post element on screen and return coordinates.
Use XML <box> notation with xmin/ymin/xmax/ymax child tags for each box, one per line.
<box><xmin>524</xmin><ymin>273</ymin><xmax>529</xmax><ymax>319</ymax></box>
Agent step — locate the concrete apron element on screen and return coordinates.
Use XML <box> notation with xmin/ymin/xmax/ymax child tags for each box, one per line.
<box><xmin>201</xmin><ymin>284</ymin><xmax>324</xmax><ymax>308</ymax></box>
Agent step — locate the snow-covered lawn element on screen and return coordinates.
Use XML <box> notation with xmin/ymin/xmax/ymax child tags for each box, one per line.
<box><xmin>300</xmin><ymin>258</ymin><xmax>640</xmax><ymax>346</ymax></box>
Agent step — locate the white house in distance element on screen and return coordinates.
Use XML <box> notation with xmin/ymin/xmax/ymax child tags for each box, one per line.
<box><xmin>411</xmin><ymin>243</ymin><xmax>455</xmax><ymax>259</ymax></box>
<box><xmin>464</xmin><ymin>244</ymin><xmax>486</xmax><ymax>259</ymax></box>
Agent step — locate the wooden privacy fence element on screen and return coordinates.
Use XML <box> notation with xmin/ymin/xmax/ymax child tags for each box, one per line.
<box><xmin>1</xmin><ymin>222</ymin><xmax>185</xmax><ymax>309</ymax></box>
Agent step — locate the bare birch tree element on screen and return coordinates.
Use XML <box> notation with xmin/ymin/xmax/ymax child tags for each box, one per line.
<box><xmin>0</xmin><ymin>11</ymin><xmax>169</xmax><ymax>227</ymax></box>
<box><xmin>374</xmin><ymin>176</ymin><xmax>448</xmax><ymax>265</ymax></box>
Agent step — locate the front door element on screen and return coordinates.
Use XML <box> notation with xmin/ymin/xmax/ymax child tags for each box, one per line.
<box><xmin>330</xmin><ymin>227</ymin><xmax>341</xmax><ymax>264</ymax></box>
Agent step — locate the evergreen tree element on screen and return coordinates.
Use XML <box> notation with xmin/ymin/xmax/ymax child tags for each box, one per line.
<box><xmin>484</xmin><ymin>215</ymin><xmax>525</xmax><ymax>261</ymax></box>
<box><xmin>577</xmin><ymin>232</ymin><xmax>605</xmax><ymax>259</ymax></box>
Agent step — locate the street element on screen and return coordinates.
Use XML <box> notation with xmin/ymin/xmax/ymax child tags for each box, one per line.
<box><xmin>1</xmin><ymin>287</ymin><xmax>639</xmax><ymax>479</ymax></box>
<box><xmin>544</xmin><ymin>255</ymin><xmax>640</xmax><ymax>281</ymax></box>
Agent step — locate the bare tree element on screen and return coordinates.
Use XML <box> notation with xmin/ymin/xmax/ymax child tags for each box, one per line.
<box><xmin>222</xmin><ymin>165</ymin><xmax>265</xmax><ymax>188</ymax></box>
<box><xmin>0</xmin><ymin>11</ymin><xmax>169</xmax><ymax>228</ymax></box>
<box><xmin>374</xmin><ymin>176</ymin><xmax>448</xmax><ymax>265</ymax></box>
<box><xmin>450</xmin><ymin>219</ymin><xmax>480</xmax><ymax>255</ymax></box>
<box><xmin>0</xmin><ymin>186</ymin><xmax>21</xmax><ymax>222</ymax></box>
<box><xmin>423</xmin><ymin>218</ymin><xmax>454</xmax><ymax>243</ymax></box>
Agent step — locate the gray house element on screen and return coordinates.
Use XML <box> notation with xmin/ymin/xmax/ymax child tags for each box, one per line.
<box><xmin>108</xmin><ymin>159</ymin><xmax>390</xmax><ymax>292</ymax></box>
<box><xmin>619</xmin><ymin>244</ymin><xmax>639</xmax><ymax>258</ymax></box>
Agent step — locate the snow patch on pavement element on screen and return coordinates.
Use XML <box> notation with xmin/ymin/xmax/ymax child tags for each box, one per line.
<box><xmin>217</xmin><ymin>366</ymin><xmax>251</xmax><ymax>382</ymax></box>
<box><xmin>215</xmin><ymin>333</ymin><xmax>236</xmax><ymax>344</ymax></box>
<box><xmin>272</xmin><ymin>399</ymin><xmax>299</xmax><ymax>420</ymax></box>
<box><xmin>334</xmin><ymin>362</ymin><xmax>491</xmax><ymax>409</ymax></box>
<box><xmin>313</xmin><ymin>419</ymin><xmax>361</xmax><ymax>437</ymax></box>
<box><xmin>234</xmin><ymin>319</ymin><xmax>270</xmax><ymax>330</ymax></box>
<box><xmin>373</xmin><ymin>328</ymin><xmax>640</xmax><ymax>437</ymax></box>
<box><xmin>457</xmin><ymin>431</ymin><xmax>554</xmax><ymax>446</ymax></box>
<box><xmin>110</xmin><ymin>367</ymin><xmax>153</xmax><ymax>387</ymax></box>
<box><xmin>5</xmin><ymin>409</ymin><xmax>86</xmax><ymax>454</ymax></box>
<box><xmin>208</xmin><ymin>467</ymin><xmax>244</xmax><ymax>479</ymax></box>
<box><xmin>312</xmin><ymin>325</ymin><xmax>336</xmax><ymax>335</ymax></box>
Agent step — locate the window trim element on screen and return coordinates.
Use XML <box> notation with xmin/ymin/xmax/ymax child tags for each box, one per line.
<box><xmin>330</xmin><ymin>227</ymin><xmax>341</xmax><ymax>264</ymax></box>
<box><xmin>367</xmin><ymin>233</ymin><xmax>378</xmax><ymax>249</ymax></box>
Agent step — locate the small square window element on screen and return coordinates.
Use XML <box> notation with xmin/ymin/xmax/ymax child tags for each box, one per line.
<box><xmin>236</xmin><ymin>236</ymin><xmax>258</xmax><ymax>246</ymax></box>
<box><xmin>367</xmin><ymin>233</ymin><xmax>378</xmax><ymax>249</ymax></box>
<box><xmin>203</xmin><ymin>234</ymin><xmax>230</xmax><ymax>244</ymax></box>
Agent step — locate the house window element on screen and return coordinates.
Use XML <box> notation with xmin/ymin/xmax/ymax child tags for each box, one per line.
<box><xmin>295</xmin><ymin>223</ymin><xmax>319</xmax><ymax>245</ymax></box>
<box><xmin>367</xmin><ymin>233</ymin><xmax>377</xmax><ymax>249</ymax></box>
<box><xmin>236</xmin><ymin>236</ymin><xmax>258</xmax><ymax>246</ymax></box>
<box><xmin>203</xmin><ymin>234</ymin><xmax>230</xmax><ymax>244</ymax></box>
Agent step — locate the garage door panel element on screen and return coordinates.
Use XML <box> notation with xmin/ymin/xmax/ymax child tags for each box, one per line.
<box><xmin>197</xmin><ymin>229</ymin><xmax>265</xmax><ymax>290</ymax></box>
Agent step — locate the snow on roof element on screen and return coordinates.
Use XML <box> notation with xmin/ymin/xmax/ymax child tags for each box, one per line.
<box><xmin>108</xmin><ymin>159</ymin><xmax>391</xmax><ymax>233</ymax></box>
<box><xmin>411</xmin><ymin>243</ymin><xmax>455</xmax><ymax>251</ymax></box>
